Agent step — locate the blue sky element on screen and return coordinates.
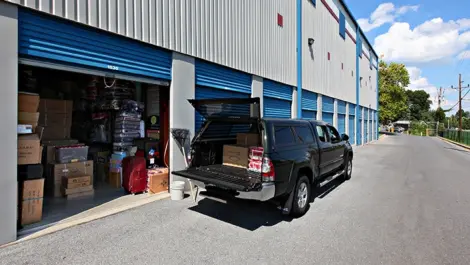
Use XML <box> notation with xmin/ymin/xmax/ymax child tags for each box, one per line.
<box><xmin>344</xmin><ymin>0</ymin><xmax>470</xmax><ymax>113</ymax></box>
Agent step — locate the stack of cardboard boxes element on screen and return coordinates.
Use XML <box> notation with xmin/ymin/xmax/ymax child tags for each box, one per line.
<box><xmin>47</xmin><ymin>147</ymin><xmax>94</xmax><ymax>199</ymax></box>
<box><xmin>17</xmin><ymin>92</ymin><xmax>45</xmax><ymax>226</ymax></box>
<box><xmin>222</xmin><ymin>133</ymin><xmax>261</xmax><ymax>168</ymax></box>
<box><xmin>39</xmin><ymin>99</ymin><xmax>73</xmax><ymax>140</ymax></box>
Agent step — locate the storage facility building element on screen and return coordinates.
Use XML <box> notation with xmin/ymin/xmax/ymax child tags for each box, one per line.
<box><xmin>0</xmin><ymin>0</ymin><xmax>378</xmax><ymax>245</ymax></box>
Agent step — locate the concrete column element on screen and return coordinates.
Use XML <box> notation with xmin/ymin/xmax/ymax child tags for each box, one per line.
<box><xmin>333</xmin><ymin>99</ymin><xmax>338</xmax><ymax>128</ymax></box>
<box><xmin>291</xmin><ymin>87</ymin><xmax>298</xmax><ymax>119</ymax></box>
<box><xmin>0</xmin><ymin>1</ymin><xmax>18</xmax><ymax>246</ymax></box>
<box><xmin>169</xmin><ymin>52</ymin><xmax>195</xmax><ymax>189</ymax></box>
<box><xmin>251</xmin><ymin>75</ymin><xmax>263</xmax><ymax>117</ymax></box>
<box><xmin>317</xmin><ymin>95</ymin><xmax>322</xmax><ymax>120</ymax></box>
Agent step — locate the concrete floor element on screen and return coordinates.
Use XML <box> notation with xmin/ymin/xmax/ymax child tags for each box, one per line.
<box><xmin>2</xmin><ymin>135</ymin><xmax>470</xmax><ymax>265</ymax></box>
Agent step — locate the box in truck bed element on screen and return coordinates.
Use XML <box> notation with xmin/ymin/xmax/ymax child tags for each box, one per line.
<box><xmin>223</xmin><ymin>145</ymin><xmax>250</xmax><ymax>168</ymax></box>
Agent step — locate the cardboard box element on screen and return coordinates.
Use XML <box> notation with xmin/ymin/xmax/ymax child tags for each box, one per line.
<box><xmin>47</xmin><ymin>161</ymin><xmax>93</xmax><ymax>197</ymax></box>
<box><xmin>20</xmin><ymin>198</ymin><xmax>43</xmax><ymax>225</ymax></box>
<box><xmin>108</xmin><ymin>172</ymin><xmax>122</xmax><ymax>188</ymax></box>
<box><xmin>18</xmin><ymin>112</ymin><xmax>40</xmax><ymax>127</ymax></box>
<box><xmin>236</xmin><ymin>133</ymin><xmax>260</xmax><ymax>147</ymax></box>
<box><xmin>18</xmin><ymin>134</ymin><xmax>42</xmax><ymax>165</ymax></box>
<box><xmin>39</xmin><ymin>112</ymin><xmax>72</xmax><ymax>127</ymax></box>
<box><xmin>39</xmin><ymin>99</ymin><xmax>73</xmax><ymax>114</ymax></box>
<box><xmin>66</xmin><ymin>190</ymin><xmax>94</xmax><ymax>200</ymax></box>
<box><xmin>42</xmin><ymin>126</ymin><xmax>71</xmax><ymax>140</ymax></box>
<box><xmin>222</xmin><ymin>145</ymin><xmax>249</xmax><ymax>168</ymax></box>
<box><xmin>62</xmin><ymin>175</ymin><xmax>91</xmax><ymax>189</ymax></box>
<box><xmin>21</xmin><ymin>179</ymin><xmax>44</xmax><ymax>200</ymax></box>
<box><xmin>62</xmin><ymin>185</ymin><xmax>93</xmax><ymax>195</ymax></box>
<box><xmin>19</xmin><ymin>92</ymin><xmax>40</xmax><ymax>113</ymax></box>
<box><xmin>148</xmin><ymin>168</ymin><xmax>169</xmax><ymax>194</ymax></box>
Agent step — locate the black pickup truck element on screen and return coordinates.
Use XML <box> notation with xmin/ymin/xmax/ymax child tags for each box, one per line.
<box><xmin>172</xmin><ymin>97</ymin><xmax>353</xmax><ymax>216</ymax></box>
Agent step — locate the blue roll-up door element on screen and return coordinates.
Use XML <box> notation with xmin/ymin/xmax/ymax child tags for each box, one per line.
<box><xmin>302</xmin><ymin>90</ymin><xmax>318</xmax><ymax>120</ymax></box>
<box><xmin>349</xmin><ymin>114</ymin><xmax>355</xmax><ymax>144</ymax></box>
<box><xmin>337</xmin><ymin>100</ymin><xmax>346</xmax><ymax>134</ymax></box>
<box><xmin>195</xmin><ymin>60</ymin><xmax>252</xmax><ymax>131</ymax></box>
<box><xmin>338</xmin><ymin>115</ymin><xmax>346</xmax><ymax>134</ymax></box>
<box><xmin>322</xmin><ymin>96</ymin><xmax>334</xmax><ymax>125</ymax></box>
<box><xmin>19</xmin><ymin>9</ymin><xmax>172</xmax><ymax>80</ymax></box>
<box><xmin>357</xmin><ymin>107</ymin><xmax>363</xmax><ymax>145</ymax></box>
<box><xmin>263</xmin><ymin>80</ymin><xmax>292</xmax><ymax>118</ymax></box>
<box><xmin>365</xmin><ymin>109</ymin><xmax>369</xmax><ymax>143</ymax></box>
<box><xmin>323</xmin><ymin>113</ymin><xmax>334</xmax><ymax>125</ymax></box>
<box><xmin>349</xmin><ymin>103</ymin><xmax>356</xmax><ymax>144</ymax></box>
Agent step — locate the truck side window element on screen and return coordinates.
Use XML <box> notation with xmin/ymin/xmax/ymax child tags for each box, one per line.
<box><xmin>293</xmin><ymin>126</ymin><xmax>315</xmax><ymax>144</ymax></box>
<box><xmin>327</xmin><ymin>126</ymin><xmax>341</xmax><ymax>143</ymax></box>
<box><xmin>316</xmin><ymin>126</ymin><xmax>329</xmax><ymax>142</ymax></box>
<box><xmin>274</xmin><ymin>126</ymin><xmax>295</xmax><ymax>145</ymax></box>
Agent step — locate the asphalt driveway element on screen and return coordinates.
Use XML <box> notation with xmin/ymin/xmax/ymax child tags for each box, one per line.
<box><xmin>2</xmin><ymin>135</ymin><xmax>470</xmax><ymax>265</ymax></box>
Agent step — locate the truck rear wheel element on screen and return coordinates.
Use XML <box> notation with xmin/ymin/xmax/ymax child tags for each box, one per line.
<box><xmin>343</xmin><ymin>156</ymin><xmax>352</xmax><ymax>180</ymax></box>
<box><xmin>291</xmin><ymin>175</ymin><xmax>311</xmax><ymax>217</ymax></box>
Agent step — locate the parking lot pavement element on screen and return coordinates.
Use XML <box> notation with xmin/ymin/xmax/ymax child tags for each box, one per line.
<box><xmin>2</xmin><ymin>135</ymin><xmax>470</xmax><ymax>265</ymax></box>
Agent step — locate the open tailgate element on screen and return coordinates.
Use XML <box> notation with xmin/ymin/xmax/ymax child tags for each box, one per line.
<box><xmin>172</xmin><ymin>165</ymin><xmax>262</xmax><ymax>191</ymax></box>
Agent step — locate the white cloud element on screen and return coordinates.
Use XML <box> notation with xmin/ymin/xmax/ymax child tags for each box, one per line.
<box><xmin>357</xmin><ymin>3</ymin><xmax>419</xmax><ymax>32</ymax></box>
<box><xmin>406</xmin><ymin>67</ymin><xmax>440</xmax><ymax>109</ymax></box>
<box><xmin>374</xmin><ymin>18</ymin><xmax>470</xmax><ymax>63</ymax></box>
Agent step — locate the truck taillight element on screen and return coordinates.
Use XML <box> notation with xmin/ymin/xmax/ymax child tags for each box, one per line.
<box><xmin>261</xmin><ymin>157</ymin><xmax>275</xmax><ymax>182</ymax></box>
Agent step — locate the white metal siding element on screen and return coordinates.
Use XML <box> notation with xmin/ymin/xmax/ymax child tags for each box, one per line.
<box><xmin>302</xmin><ymin>0</ymin><xmax>356</xmax><ymax>104</ymax></box>
<box><xmin>359</xmin><ymin>54</ymin><xmax>377</xmax><ymax>110</ymax></box>
<box><xmin>9</xmin><ymin>0</ymin><xmax>296</xmax><ymax>86</ymax></box>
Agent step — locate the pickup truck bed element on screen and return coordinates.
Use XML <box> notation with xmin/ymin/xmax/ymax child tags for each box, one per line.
<box><xmin>173</xmin><ymin>165</ymin><xmax>262</xmax><ymax>191</ymax></box>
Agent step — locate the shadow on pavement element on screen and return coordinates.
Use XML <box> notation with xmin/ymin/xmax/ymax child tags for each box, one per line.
<box><xmin>188</xmin><ymin>177</ymin><xmax>345</xmax><ymax>231</ymax></box>
<box><xmin>188</xmin><ymin>195</ymin><xmax>292</xmax><ymax>231</ymax></box>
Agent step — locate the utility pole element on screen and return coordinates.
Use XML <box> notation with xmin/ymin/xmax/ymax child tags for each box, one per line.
<box><xmin>459</xmin><ymin>74</ymin><xmax>462</xmax><ymax>142</ymax></box>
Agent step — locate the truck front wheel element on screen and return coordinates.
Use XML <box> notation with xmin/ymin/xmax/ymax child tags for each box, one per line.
<box><xmin>343</xmin><ymin>156</ymin><xmax>352</xmax><ymax>180</ymax></box>
<box><xmin>291</xmin><ymin>175</ymin><xmax>311</xmax><ymax>217</ymax></box>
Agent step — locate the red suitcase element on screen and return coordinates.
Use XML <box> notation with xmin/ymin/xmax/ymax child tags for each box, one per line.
<box><xmin>122</xmin><ymin>156</ymin><xmax>148</xmax><ymax>194</ymax></box>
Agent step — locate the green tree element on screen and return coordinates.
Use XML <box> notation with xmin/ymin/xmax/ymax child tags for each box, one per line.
<box><xmin>434</xmin><ymin>107</ymin><xmax>446</xmax><ymax>123</ymax></box>
<box><xmin>378</xmin><ymin>61</ymin><xmax>409</xmax><ymax>124</ymax></box>
<box><xmin>405</xmin><ymin>90</ymin><xmax>432</xmax><ymax>121</ymax></box>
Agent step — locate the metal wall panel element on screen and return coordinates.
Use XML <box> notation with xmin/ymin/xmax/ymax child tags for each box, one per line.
<box><xmin>302</xmin><ymin>0</ymin><xmax>357</xmax><ymax>104</ymax></box>
<box><xmin>19</xmin><ymin>9</ymin><xmax>172</xmax><ymax>80</ymax></box>
<box><xmin>8</xmin><ymin>0</ymin><xmax>297</xmax><ymax>86</ymax></box>
<box><xmin>359</xmin><ymin>53</ymin><xmax>377</xmax><ymax>110</ymax></box>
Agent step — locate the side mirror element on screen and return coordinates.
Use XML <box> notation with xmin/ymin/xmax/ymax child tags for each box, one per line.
<box><xmin>341</xmin><ymin>134</ymin><xmax>349</xmax><ymax>141</ymax></box>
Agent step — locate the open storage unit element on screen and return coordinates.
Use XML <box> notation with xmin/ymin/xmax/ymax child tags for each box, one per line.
<box><xmin>16</xmin><ymin>9</ymin><xmax>172</xmax><ymax>232</ymax></box>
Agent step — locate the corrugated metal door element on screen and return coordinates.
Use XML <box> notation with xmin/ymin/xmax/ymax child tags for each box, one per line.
<box><xmin>18</xmin><ymin>9</ymin><xmax>172</xmax><ymax>80</ymax></box>
<box><xmin>263</xmin><ymin>80</ymin><xmax>292</xmax><ymax>118</ymax></box>
<box><xmin>302</xmin><ymin>90</ymin><xmax>318</xmax><ymax>120</ymax></box>
<box><xmin>337</xmin><ymin>100</ymin><xmax>346</xmax><ymax>134</ymax></box>
<box><xmin>370</xmin><ymin>111</ymin><xmax>374</xmax><ymax>141</ymax></box>
<box><xmin>322</xmin><ymin>96</ymin><xmax>334</xmax><ymax>125</ymax></box>
<box><xmin>365</xmin><ymin>109</ymin><xmax>369</xmax><ymax>143</ymax></box>
<box><xmin>357</xmin><ymin>107</ymin><xmax>363</xmax><ymax>145</ymax></box>
<box><xmin>349</xmin><ymin>114</ymin><xmax>355</xmax><ymax>144</ymax></box>
<box><xmin>195</xmin><ymin>60</ymin><xmax>252</xmax><ymax>131</ymax></box>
